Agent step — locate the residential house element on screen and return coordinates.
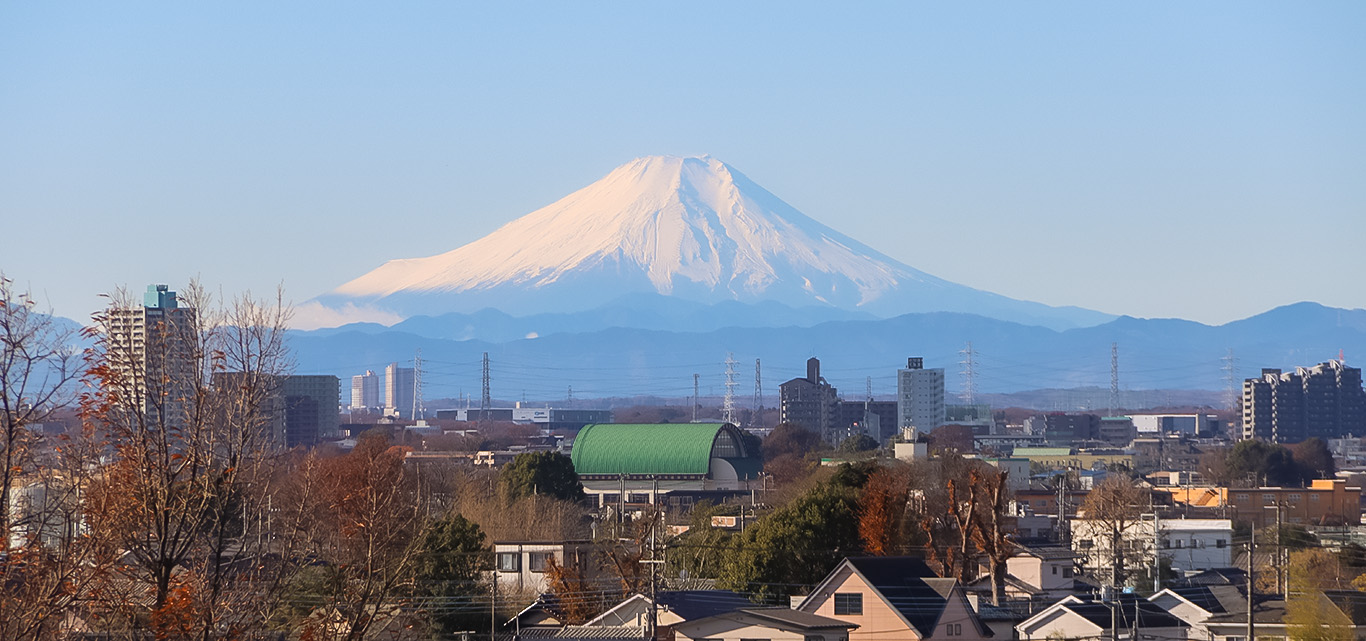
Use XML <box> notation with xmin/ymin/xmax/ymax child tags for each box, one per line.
<box><xmin>585</xmin><ymin>590</ymin><xmax>756</xmax><ymax>634</ymax></box>
<box><xmin>492</xmin><ymin>541</ymin><xmax>601</xmax><ymax>595</ymax></box>
<box><xmin>796</xmin><ymin>557</ymin><xmax>993</xmax><ymax>641</ymax></box>
<box><xmin>1148</xmin><ymin>585</ymin><xmax>1247</xmax><ymax>641</ymax></box>
<box><xmin>1016</xmin><ymin>594</ymin><xmax>1188</xmax><ymax>641</ymax></box>
<box><xmin>673</xmin><ymin>608</ymin><xmax>856</xmax><ymax>641</ymax></box>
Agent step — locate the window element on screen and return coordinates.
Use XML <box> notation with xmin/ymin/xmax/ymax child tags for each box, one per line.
<box><xmin>1175</xmin><ymin>539</ymin><xmax>1184</xmax><ymax>549</ymax></box>
<box><xmin>1263</xmin><ymin>494</ymin><xmax>1275</xmax><ymax>502</ymax></box>
<box><xmin>497</xmin><ymin>552</ymin><xmax>520</xmax><ymax>572</ymax></box>
<box><xmin>1289</xmin><ymin>494</ymin><xmax>1302</xmax><ymax>501</ymax></box>
<box><xmin>1077</xmin><ymin>539</ymin><xmax>1094</xmax><ymax>549</ymax></box>
<box><xmin>805</xmin><ymin>636</ymin><xmax>825</xmax><ymax>641</ymax></box>
<box><xmin>1052</xmin><ymin>566</ymin><xmax>1058</xmax><ymax>575</ymax></box>
<box><xmin>1216</xmin><ymin>539</ymin><xmax>1227</xmax><ymax>549</ymax></box>
<box><xmin>834</xmin><ymin>593</ymin><xmax>863</xmax><ymax>615</ymax></box>
<box><xmin>944</xmin><ymin>624</ymin><xmax>962</xmax><ymax>636</ymax></box>
<box><xmin>601</xmin><ymin>493</ymin><xmax>619</xmax><ymax>506</ymax></box>
<box><xmin>629</xmin><ymin>493</ymin><xmax>651</xmax><ymax>504</ymax></box>
<box><xmin>1063</xmin><ymin>568</ymin><xmax>1074</xmax><ymax>578</ymax></box>
<box><xmin>1236</xmin><ymin>494</ymin><xmax>1250</xmax><ymax>502</ymax></box>
<box><xmin>1310</xmin><ymin>494</ymin><xmax>1321</xmax><ymax>502</ymax></box>
<box><xmin>528</xmin><ymin>552</ymin><xmax>553</xmax><ymax>572</ymax></box>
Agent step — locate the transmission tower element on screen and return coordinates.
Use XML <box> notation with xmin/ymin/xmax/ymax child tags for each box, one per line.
<box><xmin>1223</xmin><ymin>349</ymin><xmax>1238</xmax><ymax>411</ymax></box>
<box><xmin>480</xmin><ymin>352</ymin><xmax>492</xmax><ymax>413</ymax></box>
<box><xmin>752</xmin><ymin>358</ymin><xmax>763</xmax><ymax>428</ymax></box>
<box><xmin>723</xmin><ymin>353</ymin><xmax>738</xmax><ymax>426</ymax></box>
<box><xmin>1109</xmin><ymin>342</ymin><xmax>1119</xmax><ymax>416</ymax></box>
<box><xmin>567</xmin><ymin>385</ymin><xmax>574</xmax><ymax>408</ymax></box>
<box><xmin>959</xmin><ymin>341</ymin><xmax>977</xmax><ymax>404</ymax></box>
<box><xmin>692</xmin><ymin>373</ymin><xmax>700</xmax><ymax>423</ymax></box>
<box><xmin>411</xmin><ymin>349</ymin><xmax>425</xmax><ymax>420</ymax></box>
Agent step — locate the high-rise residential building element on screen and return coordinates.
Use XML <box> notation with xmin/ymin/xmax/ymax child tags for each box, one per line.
<box><xmin>105</xmin><ymin>284</ymin><xmax>197</xmax><ymax>425</ymax></box>
<box><xmin>1243</xmin><ymin>360</ymin><xmax>1366</xmax><ymax>443</ymax></box>
<box><xmin>351</xmin><ymin>370</ymin><xmax>381</xmax><ymax>410</ymax></box>
<box><xmin>897</xmin><ymin>357</ymin><xmax>944</xmax><ymax>438</ymax></box>
<box><xmin>779</xmin><ymin>358</ymin><xmax>840</xmax><ymax>441</ymax></box>
<box><xmin>384</xmin><ymin>362</ymin><xmax>416</xmax><ymax>419</ymax></box>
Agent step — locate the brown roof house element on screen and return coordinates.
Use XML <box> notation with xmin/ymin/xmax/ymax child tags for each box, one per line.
<box><xmin>796</xmin><ymin>557</ymin><xmax>993</xmax><ymax>641</ymax></box>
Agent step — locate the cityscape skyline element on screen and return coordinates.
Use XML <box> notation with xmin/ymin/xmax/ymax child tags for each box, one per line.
<box><xmin>3</xmin><ymin>3</ymin><xmax>1364</xmax><ymax>326</ymax></box>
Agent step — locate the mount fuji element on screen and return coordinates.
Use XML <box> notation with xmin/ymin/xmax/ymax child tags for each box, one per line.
<box><xmin>312</xmin><ymin>155</ymin><xmax>1112</xmax><ymax>330</ymax></box>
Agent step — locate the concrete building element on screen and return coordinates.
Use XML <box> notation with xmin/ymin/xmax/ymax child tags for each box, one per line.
<box><xmin>433</xmin><ymin>406</ymin><xmax>612</xmax><ymax>431</ymax></box>
<box><xmin>896</xmin><ymin>357</ymin><xmax>944</xmax><ymax>438</ymax></box>
<box><xmin>491</xmin><ymin>540</ymin><xmax>601</xmax><ymax>596</ymax></box>
<box><xmin>104</xmin><ymin>284</ymin><xmax>197</xmax><ymax>425</ymax></box>
<box><xmin>282</xmin><ymin>375</ymin><xmax>340</xmax><ymax>447</ymax></box>
<box><xmin>780</xmin><ymin>358</ymin><xmax>840</xmax><ymax>441</ymax></box>
<box><xmin>350</xmin><ymin>370</ymin><xmax>381</xmax><ymax>411</ymax></box>
<box><xmin>1243</xmin><ymin>360</ymin><xmax>1366</xmax><ymax>443</ymax></box>
<box><xmin>1071</xmin><ymin>518</ymin><xmax>1233</xmax><ymax>578</ymax></box>
<box><xmin>1132</xmin><ymin>413</ymin><xmax>1218</xmax><ymax>437</ymax></box>
<box><xmin>383</xmin><ymin>362</ymin><xmax>415</xmax><ymax>419</ymax></box>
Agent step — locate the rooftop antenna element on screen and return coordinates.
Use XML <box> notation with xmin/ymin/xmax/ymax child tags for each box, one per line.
<box><xmin>412</xmin><ymin>348</ymin><xmax>425</xmax><ymax>420</ymax></box>
<box><xmin>752</xmin><ymin>358</ymin><xmax>763</xmax><ymax>428</ymax></box>
<box><xmin>959</xmin><ymin>341</ymin><xmax>977</xmax><ymax>404</ymax></box>
<box><xmin>723</xmin><ymin>353</ymin><xmax>738</xmax><ymax>425</ymax></box>
<box><xmin>1109</xmin><ymin>342</ymin><xmax>1119</xmax><ymax>416</ymax></box>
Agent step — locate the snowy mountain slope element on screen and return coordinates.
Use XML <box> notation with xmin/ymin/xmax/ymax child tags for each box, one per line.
<box><xmin>314</xmin><ymin>155</ymin><xmax>1113</xmax><ymax>329</ymax></box>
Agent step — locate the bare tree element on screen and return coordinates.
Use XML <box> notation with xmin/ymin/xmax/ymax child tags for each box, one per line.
<box><xmin>0</xmin><ymin>275</ymin><xmax>91</xmax><ymax>641</ymax></box>
<box><xmin>81</xmin><ymin>282</ymin><xmax>294</xmax><ymax>640</ymax></box>
<box><xmin>1077</xmin><ymin>475</ymin><xmax>1147</xmax><ymax>587</ymax></box>
<box><xmin>971</xmin><ymin>469</ymin><xmax>1015</xmax><ymax>606</ymax></box>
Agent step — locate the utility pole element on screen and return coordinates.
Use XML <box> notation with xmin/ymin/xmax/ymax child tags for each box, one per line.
<box><xmin>1247</xmin><ymin>525</ymin><xmax>1255</xmax><ymax>641</ymax></box>
<box><xmin>1152</xmin><ymin>510</ymin><xmax>1162</xmax><ymax>594</ymax></box>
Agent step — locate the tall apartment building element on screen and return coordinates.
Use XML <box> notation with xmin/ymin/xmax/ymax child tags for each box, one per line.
<box><xmin>105</xmin><ymin>284</ymin><xmax>197</xmax><ymax>425</ymax></box>
<box><xmin>897</xmin><ymin>357</ymin><xmax>945</xmax><ymax>438</ymax></box>
<box><xmin>779</xmin><ymin>358</ymin><xmax>839</xmax><ymax>441</ymax></box>
<box><xmin>1243</xmin><ymin>360</ymin><xmax>1366</xmax><ymax>443</ymax></box>
<box><xmin>350</xmin><ymin>370</ymin><xmax>381</xmax><ymax>411</ymax></box>
<box><xmin>384</xmin><ymin>362</ymin><xmax>416</xmax><ymax>420</ymax></box>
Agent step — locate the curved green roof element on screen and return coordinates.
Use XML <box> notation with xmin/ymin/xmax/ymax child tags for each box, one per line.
<box><xmin>571</xmin><ymin>423</ymin><xmax>734</xmax><ymax>476</ymax></box>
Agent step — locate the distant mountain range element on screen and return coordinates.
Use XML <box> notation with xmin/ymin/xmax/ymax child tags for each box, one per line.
<box><xmin>288</xmin><ymin>301</ymin><xmax>1366</xmax><ymax>400</ymax></box>
<box><xmin>311</xmin><ymin>155</ymin><xmax>1112</xmax><ymax>331</ymax></box>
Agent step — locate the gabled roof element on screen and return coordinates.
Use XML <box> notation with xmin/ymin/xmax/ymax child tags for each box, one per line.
<box><xmin>571</xmin><ymin>423</ymin><xmax>743</xmax><ymax>476</ymax></box>
<box><xmin>805</xmin><ymin>557</ymin><xmax>980</xmax><ymax>638</ymax></box>
<box><xmin>1022</xmin><ymin>596</ymin><xmax>1186</xmax><ymax>634</ymax></box>
<box><xmin>719</xmin><ymin>608</ymin><xmax>857</xmax><ymax>631</ymax></box>
<box><xmin>1156</xmin><ymin>585</ymin><xmax>1246</xmax><ymax>615</ymax></box>
<box><xmin>1169</xmin><ymin>567</ymin><xmax>1247</xmax><ymax>587</ymax></box>
<box><xmin>584</xmin><ymin>590</ymin><xmax>753</xmax><ymax>627</ymax></box>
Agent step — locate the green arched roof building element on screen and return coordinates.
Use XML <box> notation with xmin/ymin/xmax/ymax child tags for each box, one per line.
<box><xmin>570</xmin><ymin>422</ymin><xmax>759</xmax><ymax>479</ymax></box>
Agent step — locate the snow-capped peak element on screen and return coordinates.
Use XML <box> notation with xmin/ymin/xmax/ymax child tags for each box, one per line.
<box><xmin>330</xmin><ymin>155</ymin><xmax>942</xmax><ymax>311</ymax></box>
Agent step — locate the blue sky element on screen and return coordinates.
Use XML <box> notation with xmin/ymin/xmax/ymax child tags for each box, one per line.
<box><xmin>2</xmin><ymin>2</ymin><xmax>1362</xmax><ymax>326</ymax></box>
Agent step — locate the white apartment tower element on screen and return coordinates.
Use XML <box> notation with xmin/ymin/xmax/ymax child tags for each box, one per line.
<box><xmin>104</xmin><ymin>284</ymin><xmax>197</xmax><ymax>425</ymax></box>
<box><xmin>384</xmin><ymin>362</ymin><xmax>416</xmax><ymax>419</ymax></box>
<box><xmin>351</xmin><ymin>370</ymin><xmax>381</xmax><ymax>411</ymax></box>
<box><xmin>897</xmin><ymin>357</ymin><xmax>945</xmax><ymax>438</ymax></box>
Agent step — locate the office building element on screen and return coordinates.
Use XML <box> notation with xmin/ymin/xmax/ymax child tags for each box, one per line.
<box><xmin>350</xmin><ymin>370</ymin><xmax>381</xmax><ymax>411</ymax></box>
<box><xmin>779</xmin><ymin>358</ymin><xmax>840</xmax><ymax>441</ymax></box>
<box><xmin>384</xmin><ymin>362</ymin><xmax>416</xmax><ymax>419</ymax></box>
<box><xmin>282</xmin><ymin>375</ymin><xmax>340</xmax><ymax>447</ymax></box>
<box><xmin>1243</xmin><ymin>360</ymin><xmax>1366</xmax><ymax>443</ymax></box>
<box><xmin>896</xmin><ymin>357</ymin><xmax>944</xmax><ymax>438</ymax></box>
